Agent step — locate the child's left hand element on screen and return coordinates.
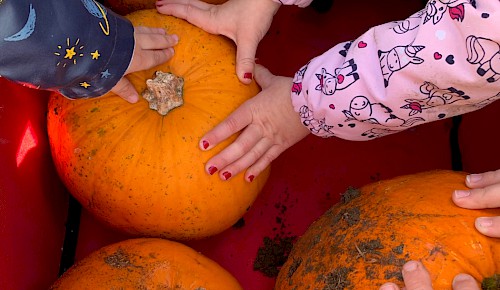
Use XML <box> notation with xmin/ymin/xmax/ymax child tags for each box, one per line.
<box><xmin>111</xmin><ymin>26</ymin><xmax>178</xmax><ymax>103</ymax></box>
<box><xmin>452</xmin><ymin>169</ymin><xmax>500</xmax><ymax>238</ymax></box>
<box><xmin>199</xmin><ymin>64</ymin><xmax>310</xmax><ymax>181</ymax></box>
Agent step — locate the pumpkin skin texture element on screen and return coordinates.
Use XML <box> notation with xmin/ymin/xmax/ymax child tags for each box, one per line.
<box><xmin>275</xmin><ymin>170</ymin><xmax>500</xmax><ymax>289</ymax></box>
<box><xmin>49</xmin><ymin>238</ymin><xmax>243</xmax><ymax>290</ymax></box>
<box><xmin>47</xmin><ymin>10</ymin><xmax>270</xmax><ymax>240</ymax></box>
<box><xmin>103</xmin><ymin>0</ymin><xmax>228</xmax><ymax>15</ymax></box>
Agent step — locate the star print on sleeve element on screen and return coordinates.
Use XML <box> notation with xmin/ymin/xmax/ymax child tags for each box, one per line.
<box><xmin>101</xmin><ymin>69</ymin><xmax>111</xmax><ymax>78</ymax></box>
<box><xmin>90</xmin><ymin>50</ymin><xmax>100</xmax><ymax>59</ymax></box>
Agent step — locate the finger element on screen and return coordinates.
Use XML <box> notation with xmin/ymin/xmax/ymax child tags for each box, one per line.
<box><xmin>475</xmin><ymin>216</ymin><xmax>500</xmax><ymax>238</ymax></box>
<box><xmin>157</xmin><ymin>0</ymin><xmax>211</xmax><ymax>10</ymax></box>
<box><xmin>245</xmin><ymin>143</ymin><xmax>285</xmax><ymax>182</ymax></box>
<box><xmin>216</xmin><ymin>132</ymin><xmax>273</xmax><ymax>180</ymax></box>
<box><xmin>130</xmin><ymin>48</ymin><xmax>175</xmax><ymax>73</ymax></box>
<box><xmin>199</xmin><ymin>101</ymin><xmax>254</xmax><ymax>151</ymax></box>
<box><xmin>466</xmin><ymin>169</ymin><xmax>500</xmax><ymax>188</ymax></box>
<box><xmin>111</xmin><ymin>78</ymin><xmax>139</xmax><ymax>103</ymax></box>
<box><xmin>234</xmin><ymin>34</ymin><xmax>260</xmax><ymax>84</ymax></box>
<box><xmin>156</xmin><ymin>2</ymin><xmax>220</xmax><ymax>34</ymax></box>
<box><xmin>452</xmin><ymin>183</ymin><xmax>500</xmax><ymax>209</ymax></box>
<box><xmin>134</xmin><ymin>26</ymin><xmax>166</xmax><ymax>35</ymax></box>
<box><xmin>253</xmin><ymin>64</ymin><xmax>276</xmax><ymax>88</ymax></box>
<box><xmin>136</xmin><ymin>32</ymin><xmax>179</xmax><ymax>50</ymax></box>
<box><xmin>401</xmin><ymin>261</ymin><xmax>433</xmax><ymax>290</ymax></box>
<box><xmin>379</xmin><ymin>283</ymin><xmax>400</xmax><ymax>290</ymax></box>
<box><xmin>452</xmin><ymin>274</ymin><xmax>480</xmax><ymax>290</ymax></box>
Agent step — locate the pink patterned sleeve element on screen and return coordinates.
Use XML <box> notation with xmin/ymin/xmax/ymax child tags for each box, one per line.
<box><xmin>271</xmin><ymin>0</ymin><xmax>313</xmax><ymax>8</ymax></box>
<box><xmin>291</xmin><ymin>0</ymin><xmax>500</xmax><ymax>141</ymax></box>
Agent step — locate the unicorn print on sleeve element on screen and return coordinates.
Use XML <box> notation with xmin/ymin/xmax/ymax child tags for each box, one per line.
<box><xmin>290</xmin><ymin>0</ymin><xmax>500</xmax><ymax>141</ymax></box>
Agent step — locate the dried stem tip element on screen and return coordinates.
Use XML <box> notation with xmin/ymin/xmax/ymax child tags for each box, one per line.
<box><xmin>142</xmin><ymin>71</ymin><xmax>184</xmax><ymax>116</ymax></box>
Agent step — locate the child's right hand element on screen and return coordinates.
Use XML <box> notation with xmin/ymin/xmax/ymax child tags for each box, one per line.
<box><xmin>156</xmin><ymin>0</ymin><xmax>281</xmax><ymax>84</ymax></box>
<box><xmin>452</xmin><ymin>169</ymin><xmax>500</xmax><ymax>238</ymax></box>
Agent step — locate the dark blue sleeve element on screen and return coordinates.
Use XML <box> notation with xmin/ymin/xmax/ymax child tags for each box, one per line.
<box><xmin>0</xmin><ymin>0</ymin><xmax>134</xmax><ymax>99</ymax></box>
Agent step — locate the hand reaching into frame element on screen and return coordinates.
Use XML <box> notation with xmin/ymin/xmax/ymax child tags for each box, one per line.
<box><xmin>112</xmin><ymin>26</ymin><xmax>178</xmax><ymax>103</ymax></box>
<box><xmin>379</xmin><ymin>261</ymin><xmax>480</xmax><ymax>290</ymax></box>
<box><xmin>156</xmin><ymin>0</ymin><xmax>281</xmax><ymax>84</ymax></box>
<box><xmin>199</xmin><ymin>64</ymin><xmax>310</xmax><ymax>182</ymax></box>
<box><xmin>453</xmin><ymin>169</ymin><xmax>500</xmax><ymax>237</ymax></box>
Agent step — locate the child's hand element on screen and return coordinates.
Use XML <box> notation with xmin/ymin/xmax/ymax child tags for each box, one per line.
<box><xmin>111</xmin><ymin>26</ymin><xmax>178</xmax><ymax>103</ymax></box>
<box><xmin>199</xmin><ymin>64</ymin><xmax>310</xmax><ymax>181</ymax></box>
<box><xmin>379</xmin><ymin>261</ymin><xmax>479</xmax><ymax>290</ymax></box>
<box><xmin>452</xmin><ymin>169</ymin><xmax>500</xmax><ymax>237</ymax></box>
<box><xmin>156</xmin><ymin>0</ymin><xmax>280</xmax><ymax>84</ymax></box>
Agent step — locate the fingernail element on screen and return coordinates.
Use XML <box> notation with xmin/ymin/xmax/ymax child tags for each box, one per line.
<box><xmin>403</xmin><ymin>261</ymin><xmax>418</xmax><ymax>272</ymax></box>
<box><xmin>208</xmin><ymin>166</ymin><xmax>218</xmax><ymax>175</ymax></box>
<box><xmin>222</xmin><ymin>171</ymin><xmax>232</xmax><ymax>180</ymax></box>
<box><xmin>467</xmin><ymin>174</ymin><xmax>482</xmax><ymax>184</ymax></box>
<box><xmin>202</xmin><ymin>140</ymin><xmax>209</xmax><ymax>150</ymax></box>
<box><xmin>379</xmin><ymin>283</ymin><xmax>398</xmax><ymax>290</ymax></box>
<box><xmin>243</xmin><ymin>72</ymin><xmax>253</xmax><ymax>79</ymax></box>
<box><xmin>170</xmin><ymin>34</ymin><xmax>179</xmax><ymax>44</ymax></box>
<box><xmin>453</xmin><ymin>273</ymin><xmax>474</xmax><ymax>284</ymax></box>
<box><xmin>248</xmin><ymin>175</ymin><xmax>255</xmax><ymax>182</ymax></box>
<box><xmin>476</xmin><ymin>217</ymin><xmax>493</xmax><ymax>228</ymax></box>
<box><xmin>454</xmin><ymin>190</ymin><xmax>470</xmax><ymax>199</ymax></box>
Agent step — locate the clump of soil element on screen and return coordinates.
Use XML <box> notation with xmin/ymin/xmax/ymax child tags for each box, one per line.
<box><xmin>253</xmin><ymin>235</ymin><xmax>296</xmax><ymax>277</ymax></box>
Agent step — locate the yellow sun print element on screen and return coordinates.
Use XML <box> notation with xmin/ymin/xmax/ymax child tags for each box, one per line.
<box><xmin>54</xmin><ymin>38</ymin><xmax>85</xmax><ymax>67</ymax></box>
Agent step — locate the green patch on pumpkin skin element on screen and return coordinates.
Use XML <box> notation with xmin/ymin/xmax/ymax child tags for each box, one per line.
<box><xmin>482</xmin><ymin>274</ymin><xmax>500</xmax><ymax>290</ymax></box>
<box><xmin>97</xmin><ymin>128</ymin><xmax>106</xmax><ymax>137</ymax></box>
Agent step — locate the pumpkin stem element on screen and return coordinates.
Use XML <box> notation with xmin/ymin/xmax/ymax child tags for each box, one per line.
<box><xmin>142</xmin><ymin>71</ymin><xmax>184</xmax><ymax>116</ymax></box>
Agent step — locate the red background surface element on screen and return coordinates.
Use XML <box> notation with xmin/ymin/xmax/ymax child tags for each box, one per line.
<box><xmin>1</xmin><ymin>0</ymin><xmax>500</xmax><ymax>289</ymax></box>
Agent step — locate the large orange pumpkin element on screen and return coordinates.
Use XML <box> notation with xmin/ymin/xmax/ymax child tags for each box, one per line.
<box><xmin>49</xmin><ymin>238</ymin><xmax>242</xmax><ymax>289</ymax></box>
<box><xmin>275</xmin><ymin>170</ymin><xmax>500</xmax><ymax>289</ymax></box>
<box><xmin>103</xmin><ymin>0</ymin><xmax>228</xmax><ymax>15</ymax></box>
<box><xmin>47</xmin><ymin>10</ymin><xmax>270</xmax><ymax>240</ymax></box>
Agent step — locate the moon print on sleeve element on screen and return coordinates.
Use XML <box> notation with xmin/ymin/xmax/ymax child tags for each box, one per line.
<box><xmin>81</xmin><ymin>0</ymin><xmax>110</xmax><ymax>36</ymax></box>
<box><xmin>4</xmin><ymin>4</ymin><xmax>36</xmax><ymax>42</ymax></box>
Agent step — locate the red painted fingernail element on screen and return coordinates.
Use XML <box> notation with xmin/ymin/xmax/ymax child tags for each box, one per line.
<box><xmin>202</xmin><ymin>140</ymin><xmax>209</xmax><ymax>149</ymax></box>
<box><xmin>243</xmin><ymin>72</ymin><xmax>253</xmax><ymax>79</ymax></box>
<box><xmin>222</xmin><ymin>171</ymin><xmax>232</xmax><ymax>180</ymax></box>
<box><xmin>248</xmin><ymin>175</ymin><xmax>255</xmax><ymax>182</ymax></box>
<box><xmin>208</xmin><ymin>166</ymin><xmax>218</xmax><ymax>175</ymax></box>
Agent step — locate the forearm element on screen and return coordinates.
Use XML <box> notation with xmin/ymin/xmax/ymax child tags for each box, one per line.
<box><xmin>0</xmin><ymin>0</ymin><xmax>134</xmax><ymax>99</ymax></box>
<box><xmin>292</xmin><ymin>0</ymin><xmax>500</xmax><ymax>140</ymax></box>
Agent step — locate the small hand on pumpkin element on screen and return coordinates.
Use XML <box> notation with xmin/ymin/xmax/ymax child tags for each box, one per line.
<box><xmin>199</xmin><ymin>64</ymin><xmax>310</xmax><ymax>181</ymax></box>
<box><xmin>155</xmin><ymin>0</ymin><xmax>280</xmax><ymax>84</ymax></box>
<box><xmin>453</xmin><ymin>169</ymin><xmax>500</xmax><ymax>238</ymax></box>
<box><xmin>379</xmin><ymin>261</ymin><xmax>479</xmax><ymax>290</ymax></box>
<box><xmin>111</xmin><ymin>26</ymin><xmax>178</xmax><ymax>103</ymax></box>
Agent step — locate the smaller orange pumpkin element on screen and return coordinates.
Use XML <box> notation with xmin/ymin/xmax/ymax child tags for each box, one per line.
<box><xmin>275</xmin><ymin>170</ymin><xmax>500</xmax><ymax>289</ymax></box>
<box><xmin>104</xmin><ymin>0</ymin><xmax>228</xmax><ymax>15</ymax></box>
<box><xmin>50</xmin><ymin>238</ymin><xmax>242</xmax><ymax>290</ymax></box>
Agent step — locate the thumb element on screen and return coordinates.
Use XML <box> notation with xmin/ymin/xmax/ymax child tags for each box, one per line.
<box><xmin>234</xmin><ymin>36</ymin><xmax>259</xmax><ymax>84</ymax></box>
<box><xmin>253</xmin><ymin>64</ymin><xmax>275</xmax><ymax>88</ymax></box>
<box><xmin>111</xmin><ymin>78</ymin><xmax>140</xmax><ymax>103</ymax></box>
